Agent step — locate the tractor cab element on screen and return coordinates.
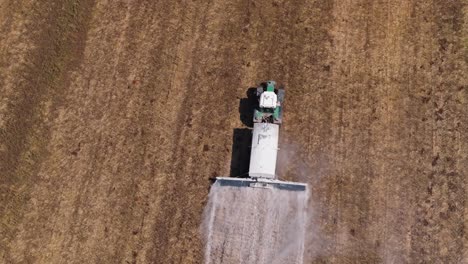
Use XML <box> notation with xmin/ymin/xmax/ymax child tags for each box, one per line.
<box><xmin>259</xmin><ymin>91</ymin><xmax>277</xmax><ymax>109</ymax></box>
<box><xmin>253</xmin><ymin>81</ymin><xmax>284</xmax><ymax>124</ymax></box>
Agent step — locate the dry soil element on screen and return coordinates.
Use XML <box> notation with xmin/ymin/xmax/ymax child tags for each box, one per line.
<box><xmin>0</xmin><ymin>0</ymin><xmax>467</xmax><ymax>263</ymax></box>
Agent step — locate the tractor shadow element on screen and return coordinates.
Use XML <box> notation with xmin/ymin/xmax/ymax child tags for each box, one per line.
<box><xmin>229</xmin><ymin>87</ymin><xmax>258</xmax><ymax>177</ymax></box>
<box><xmin>238</xmin><ymin>87</ymin><xmax>258</xmax><ymax>128</ymax></box>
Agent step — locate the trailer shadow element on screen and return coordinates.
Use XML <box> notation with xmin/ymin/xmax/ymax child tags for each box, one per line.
<box><xmin>229</xmin><ymin>128</ymin><xmax>252</xmax><ymax>177</ymax></box>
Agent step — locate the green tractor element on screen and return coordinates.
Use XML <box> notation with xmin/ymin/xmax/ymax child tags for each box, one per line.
<box><xmin>253</xmin><ymin>81</ymin><xmax>284</xmax><ymax>124</ymax></box>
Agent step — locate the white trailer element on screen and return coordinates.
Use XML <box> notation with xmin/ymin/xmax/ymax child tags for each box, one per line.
<box><xmin>248</xmin><ymin>123</ymin><xmax>279</xmax><ymax>179</ymax></box>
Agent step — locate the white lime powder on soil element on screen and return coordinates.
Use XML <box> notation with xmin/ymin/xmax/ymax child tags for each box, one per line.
<box><xmin>202</xmin><ymin>181</ymin><xmax>309</xmax><ymax>264</ymax></box>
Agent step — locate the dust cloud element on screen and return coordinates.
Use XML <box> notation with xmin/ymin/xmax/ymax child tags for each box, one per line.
<box><xmin>201</xmin><ymin>182</ymin><xmax>309</xmax><ymax>264</ymax></box>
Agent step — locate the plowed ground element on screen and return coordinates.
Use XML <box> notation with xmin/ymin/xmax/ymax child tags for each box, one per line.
<box><xmin>0</xmin><ymin>1</ymin><xmax>467</xmax><ymax>263</ymax></box>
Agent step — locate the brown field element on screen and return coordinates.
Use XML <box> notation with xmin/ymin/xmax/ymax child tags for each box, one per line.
<box><xmin>0</xmin><ymin>0</ymin><xmax>467</xmax><ymax>263</ymax></box>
